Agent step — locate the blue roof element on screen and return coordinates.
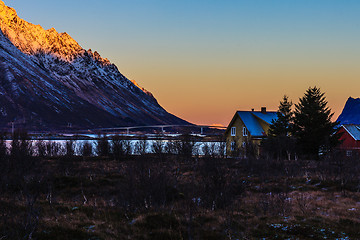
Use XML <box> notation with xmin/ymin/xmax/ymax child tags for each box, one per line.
<box><xmin>251</xmin><ymin>112</ymin><xmax>278</xmax><ymax>124</ymax></box>
<box><xmin>342</xmin><ymin>124</ymin><xmax>360</xmax><ymax>141</ymax></box>
<box><xmin>236</xmin><ymin>111</ymin><xmax>278</xmax><ymax>137</ymax></box>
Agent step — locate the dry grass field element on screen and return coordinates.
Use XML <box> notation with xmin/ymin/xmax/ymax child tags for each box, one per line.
<box><xmin>1</xmin><ymin>148</ymin><xmax>359</xmax><ymax>239</ymax></box>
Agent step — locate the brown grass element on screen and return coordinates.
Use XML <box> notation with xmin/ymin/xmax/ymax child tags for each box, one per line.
<box><xmin>0</xmin><ymin>155</ymin><xmax>359</xmax><ymax>239</ymax></box>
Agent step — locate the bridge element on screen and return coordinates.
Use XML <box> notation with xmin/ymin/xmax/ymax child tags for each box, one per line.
<box><xmin>91</xmin><ymin>124</ymin><xmax>226</xmax><ymax>135</ymax></box>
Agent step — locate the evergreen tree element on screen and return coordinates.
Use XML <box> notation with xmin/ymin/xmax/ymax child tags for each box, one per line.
<box><xmin>269</xmin><ymin>95</ymin><xmax>293</xmax><ymax>137</ymax></box>
<box><xmin>263</xmin><ymin>95</ymin><xmax>295</xmax><ymax>160</ymax></box>
<box><xmin>293</xmin><ymin>86</ymin><xmax>340</xmax><ymax>158</ymax></box>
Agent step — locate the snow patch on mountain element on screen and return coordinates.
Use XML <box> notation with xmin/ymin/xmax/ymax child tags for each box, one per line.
<box><xmin>0</xmin><ymin>0</ymin><xmax>188</xmax><ymax>129</ymax></box>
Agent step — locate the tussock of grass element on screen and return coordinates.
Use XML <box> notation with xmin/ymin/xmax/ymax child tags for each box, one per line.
<box><xmin>0</xmin><ymin>156</ymin><xmax>359</xmax><ymax>239</ymax></box>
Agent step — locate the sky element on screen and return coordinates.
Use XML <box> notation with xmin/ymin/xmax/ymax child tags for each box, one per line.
<box><xmin>3</xmin><ymin>0</ymin><xmax>360</xmax><ymax>126</ymax></box>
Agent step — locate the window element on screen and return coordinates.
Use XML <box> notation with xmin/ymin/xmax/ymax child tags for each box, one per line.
<box><xmin>230</xmin><ymin>141</ymin><xmax>236</xmax><ymax>151</ymax></box>
<box><xmin>346</xmin><ymin>150</ymin><xmax>352</xmax><ymax>157</ymax></box>
<box><xmin>243</xmin><ymin>127</ymin><xmax>248</xmax><ymax>136</ymax></box>
<box><xmin>231</xmin><ymin>127</ymin><xmax>236</xmax><ymax>136</ymax></box>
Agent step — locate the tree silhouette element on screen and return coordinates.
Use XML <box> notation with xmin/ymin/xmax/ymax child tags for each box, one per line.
<box><xmin>263</xmin><ymin>95</ymin><xmax>295</xmax><ymax>160</ymax></box>
<box><xmin>269</xmin><ymin>95</ymin><xmax>293</xmax><ymax>137</ymax></box>
<box><xmin>293</xmin><ymin>86</ymin><xmax>340</xmax><ymax>158</ymax></box>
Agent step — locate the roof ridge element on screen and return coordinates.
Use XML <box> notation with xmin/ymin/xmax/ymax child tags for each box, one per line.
<box><xmin>342</xmin><ymin>125</ymin><xmax>360</xmax><ymax>141</ymax></box>
<box><xmin>236</xmin><ymin>110</ymin><xmax>278</xmax><ymax>113</ymax></box>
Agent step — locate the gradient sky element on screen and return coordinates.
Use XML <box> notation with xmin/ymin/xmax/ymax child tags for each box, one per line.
<box><xmin>3</xmin><ymin>0</ymin><xmax>360</xmax><ymax>126</ymax></box>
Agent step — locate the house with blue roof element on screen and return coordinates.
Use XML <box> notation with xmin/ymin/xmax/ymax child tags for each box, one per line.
<box><xmin>225</xmin><ymin>107</ymin><xmax>278</xmax><ymax>156</ymax></box>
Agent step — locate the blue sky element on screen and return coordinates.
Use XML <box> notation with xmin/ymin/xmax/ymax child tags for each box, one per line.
<box><xmin>3</xmin><ymin>0</ymin><xmax>360</xmax><ymax>125</ymax></box>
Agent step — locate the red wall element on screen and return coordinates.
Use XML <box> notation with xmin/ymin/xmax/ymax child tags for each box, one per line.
<box><xmin>338</xmin><ymin>127</ymin><xmax>360</xmax><ymax>150</ymax></box>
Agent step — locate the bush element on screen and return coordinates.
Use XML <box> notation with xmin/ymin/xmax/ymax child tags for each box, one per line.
<box><xmin>134</xmin><ymin>137</ymin><xmax>147</xmax><ymax>155</ymax></box>
<box><xmin>81</xmin><ymin>141</ymin><xmax>93</xmax><ymax>157</ymax></box>
<box><xmin>35</xmin><ymin>140</ymin><xmax>46</xmax><ymax>157</ymax></box>
<box><xmin>45</xmin><ymin>141</ymin><xmax>63</xmax><ymax>157</ymax></box>
<box><xmin>65</xmin><ymin>140</ymin><xmax>75</xmax><ymax>157</ymax></box>
<box><xmin>96</xmin><ymin>134</ymin><xmax>109</xmax><ymax>157</ymax></box>
<box><xmin>151</xmin><ymin>140</ymin><xmax>165</xmax><ymax>156</ymax></box>
<box><xmin>112</xmin><ymin>135</ymin><xmax>132</xmax><ymax>160</ymax></box>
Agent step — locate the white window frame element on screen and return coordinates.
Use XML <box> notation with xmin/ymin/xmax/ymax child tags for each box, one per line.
<box><xmin>231</xmin><ymin>127</ymin><xmax>236</xmax><ymax>136</ymax></box>
<box><xmin>243</xmin><ymin>127</ymin><xmax>248</xmax><ymax>136</ymax></box>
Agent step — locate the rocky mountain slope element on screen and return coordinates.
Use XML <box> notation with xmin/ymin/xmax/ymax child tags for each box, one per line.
<box><xmin>337</xmin><ymin>97</ymin><xmax>360</xmax><ymax>125</ymax></box>
<box><xmin>0</xmin><ymin>0</ymin><xmax>188</xmax><ymax>130</ymax></box>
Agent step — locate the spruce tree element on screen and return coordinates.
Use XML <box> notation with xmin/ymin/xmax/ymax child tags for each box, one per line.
<box><xmin>293</xmin><ymin>86</ymin><xmax>339</xmax><ymax>158</ymax></box>
<box><xmin>263</xmin><ymin>95</ymin><xmax>295</xmax><ymax>160</ymax></box>
<box><xmin>269</xmin><ymin>95</ymin><xmax>293</xmax><ymax>137</ymax></box>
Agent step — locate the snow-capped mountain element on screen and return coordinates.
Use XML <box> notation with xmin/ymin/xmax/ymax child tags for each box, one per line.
<box><xmin>0</xmin><ymin>1</ymin><xmax>188</xmax><ymax>130</ymax></box>
<box><xmin>337</xmin><ymin>97</ymin><xmax>360</xmax><ymax>125</ymax></box>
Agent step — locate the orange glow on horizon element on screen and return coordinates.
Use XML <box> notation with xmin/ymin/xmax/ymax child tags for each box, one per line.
<box><xmin>3</xmin><ymin>0</ymin><xmax>359</xmax><ymax>127</ymax></box>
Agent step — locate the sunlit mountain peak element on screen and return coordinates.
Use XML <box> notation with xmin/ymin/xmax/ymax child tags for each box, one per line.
<box><xmin>0</xmin><ymin>0</ymin><xmax>188</xmax><ymax>129</ymax></box>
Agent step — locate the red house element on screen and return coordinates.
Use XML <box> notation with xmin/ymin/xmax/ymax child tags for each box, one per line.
<box><xmin>338</xmin><ymin>124</ymin><xmax>360</xmax><ymax>156</ymax></box>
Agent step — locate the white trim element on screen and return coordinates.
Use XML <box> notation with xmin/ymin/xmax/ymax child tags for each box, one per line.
<box><xmin>231</xmin><ymin>127</ymin><xmax>236</xmax><ymax>136</ymax></box>
<box><xmin>341</xmin><ymin>125</ymin><xmax>358</xmax><ymax>141</ymax></box>
<box><xmin>243</xmin><ymin>127</ymin><xmax>248</xmax><ymax>136</ymax></box>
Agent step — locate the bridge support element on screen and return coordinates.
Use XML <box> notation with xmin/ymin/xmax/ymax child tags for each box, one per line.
<box><xmin>127</xmin><ymin>128</ymin><xmax>129</xmax><ymax>135</ymax></box>
<box><xmin>201</xmin><ymin>127</ymin><xmax>203</xmax><ymax>135</ymax></box>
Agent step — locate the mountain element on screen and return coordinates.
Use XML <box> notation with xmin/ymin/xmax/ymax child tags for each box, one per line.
<box><xmin>337</xmin><ymin>97</ymin><xmax>360</xmax><ymax>125</ymax></box>
<box><xmin>0</xmin><ymin>1</ymin><xmax>188</xmax><ymax>130</ymax></box>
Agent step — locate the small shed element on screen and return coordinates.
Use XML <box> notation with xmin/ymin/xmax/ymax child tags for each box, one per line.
<box><xmin>337</xmin><ymin>124</ymin><xmax>360</xmax><ymax>156</ymax></box>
